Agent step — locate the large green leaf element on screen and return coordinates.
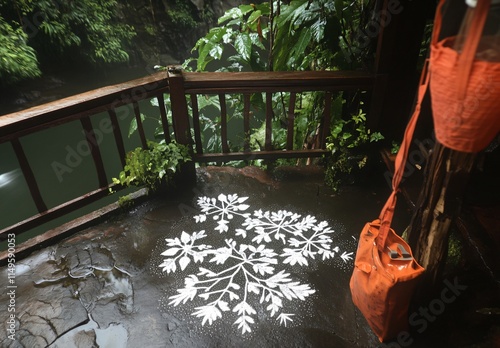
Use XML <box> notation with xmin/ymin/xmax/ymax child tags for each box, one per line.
<box><xmin>290</xmin><ymin>27</ymin><xmax>312</xmax><ymax>62</ymax></box>
<box><xmin>234</xmin><ymin>32</ymin><xmax>252</xmax><ymax>62</ymax></box>
<box><xmin>196</xmin><ymin>27</ymin><xmax>227</xmax><ymax>71</ymax></box>
<box><xmin>128</xmin><ymin>113</ymin><xmax>146</xmax><ymax>138</ymax></box>
<box><xmin>218</xmin><ymin>7</ymin><xmax>243</xmax><ymax>24</ymax></box>
<box><xmin>246</xmin><ymin>10</ymin><xmax>262</xmax><ymax>31</ymax></box>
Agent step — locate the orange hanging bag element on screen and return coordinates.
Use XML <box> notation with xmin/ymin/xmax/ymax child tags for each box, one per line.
<box><xmin>349</xmin><ymin>62</ymin><xmax>428</xmax><ymax>342</ymax></box>
<box><xmin>430</xmin><ymin>0</ymin><xmax>500</xmax><ymax>153</ymax></box>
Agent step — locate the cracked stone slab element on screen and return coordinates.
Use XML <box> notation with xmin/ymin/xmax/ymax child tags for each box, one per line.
<box><xmin>0</xmin><ymin>279</ymin><xmax>88</xmax><ymax>347</ymax></box>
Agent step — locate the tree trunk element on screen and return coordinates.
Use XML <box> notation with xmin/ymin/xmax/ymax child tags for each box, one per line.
<box><xmin>406</xmin><ymin>141</ymin><xmax>476</xmax><ymax>292</ymax></box>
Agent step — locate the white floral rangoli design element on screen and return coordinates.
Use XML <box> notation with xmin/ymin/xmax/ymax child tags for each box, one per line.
<box><xmin>159</xmin><ymin>193</ymin><xmax>353</xmax><ymax>334</ymax></box>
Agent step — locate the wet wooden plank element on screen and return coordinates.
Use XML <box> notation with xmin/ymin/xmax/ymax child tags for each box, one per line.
<box><xmin>80</xmin><ymin>117</ymin><xmax>108</xmax><ymax>188</ymax></box>
<box><xmin>219</xmin><ymin>94</ymin><xmax>229</xmax><ymax>153</ymax></box>
<box><xmin>10</xmin><ymin>139</ymin><xmax>47</xmax><ymax>213</ymax></box>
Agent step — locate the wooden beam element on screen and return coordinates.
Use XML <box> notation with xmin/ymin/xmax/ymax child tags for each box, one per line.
<box><xmin>157</xmin><ymin>93</ymin><xmax>171</xmax><ymax>144</ymax></box>
<box><xmin>108</xmin><ymin>109</ymin><xmax>127</xmax><ymax>168</ymax></box>
<box><xmin>167</xmin><ymin>67</ymin><xmax>196</xmax><ymax>183</ymax></box>
<box><xmin>265</xmin><ymin>93</ymin><xmax>273</xmax><ymax>151</ymax></box>
<box><xmin>193</xmin><ymin>149</ymin><xmax>327</xmax><ymax>163</ymax></box>
<box><xmin>219</xmin><ymin>94</ymin><xmax>230</xmax><ymax>153</ymax></box>
<box><xmin>10</xmin><ymin>139</ymin><xmax>47</xmax><ymax>213</ymax></box>
<box><xmin>190</xmin><ymin>94</ymin><xmax>203</xmax><ymax>155</ymax></box>
<box><xmin>286</xmin><ymin>93</ymin><xmax>296</xmax><ymax>151</ymax></box>
<box><xmin>0</xmin><ymin>72</ymin><xmax>169</xmax><ymax>143</ymax></box>
<box><xmin>80</xmin><ymin>117</ymin><xmax>108</xmax><ymax>188</ymax></box>
<box><xmin>133</xmin><ymin>102</ymin><xmax>148</xmax><ymax>149</ymax></box>
<box><xmin>243</xmin><ymin>94</ymin><xmax>251</xmax><ymax>152</ymax></box>
<box><xmin>0</xmin><ymin>188</ymin><xmax>148</xmax><ymax>264</ymax></box>
<box><xmin>0</xmin><ymin>184</ymin><xmax>120</xmax><ymax>239</ymax></box>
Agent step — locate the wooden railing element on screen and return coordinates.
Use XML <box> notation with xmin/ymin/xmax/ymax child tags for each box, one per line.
<box><xmin>0</xmin><ymin>68</ymin><xmax>383</xmax><ymax>256</ymax></box>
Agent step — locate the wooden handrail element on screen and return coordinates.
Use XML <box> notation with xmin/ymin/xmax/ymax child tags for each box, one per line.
<box><xmin>0</xmin><ymin>69</ymin><xmax>382</xmax><ymax>256</ymax></box>
<box><xmin>0</xmin><ymin>72</ymin><xmax>170</xmax><ymax>143</ymax></box>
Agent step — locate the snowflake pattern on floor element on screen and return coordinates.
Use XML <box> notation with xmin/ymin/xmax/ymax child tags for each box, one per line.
<box><xmin>159</xmin><ymin>193</ymin><xmax>353</xmax><ymax>334</ymax></box>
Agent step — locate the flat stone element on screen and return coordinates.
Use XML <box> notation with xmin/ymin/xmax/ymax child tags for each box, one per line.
<box><xmin>73</xmin><ymin>329</ymin><xmax>97</xmax><ymax>348</ymax></box>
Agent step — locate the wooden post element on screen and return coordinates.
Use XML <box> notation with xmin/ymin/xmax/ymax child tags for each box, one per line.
<box><xmin>167</xmin><ymin>66</ymin><xmax>196</xmax><ymax>184</ymax></box>
<box><xmin>372</xmin><ymin>0</ymin><xmax>435</xmax><ymax>138</ymax></box>
<box><xmin>405</xmin><ymin>0</ymin><xmax>472</xmax><ymax>295</ymax></box>
<box><xmin>406</xmin><ymin>142</ymin><xmax>476</xmax><ymax>292</ymax></box>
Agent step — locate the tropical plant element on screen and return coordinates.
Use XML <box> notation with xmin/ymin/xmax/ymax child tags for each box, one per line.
<box><xmin>325</xmin><ymin>108</ymin><xmax>384</xmax><ymax>191</ymax></box>
<box><xmin>166</xmin><ymin>0</ymin><xmax>198</xmax><ymax>30</ymax></box>
<box><xmin>186</xmin><ymin>0</ymin><xmax>377</xmax><ymax>73</ymax></box>
<box><xmin>134</xmin><ymin>1</ymin><xmax>384</xmax><ymax>188</ymax></box>
<box><xmin>112</xmin><ymin>140</ymin><xmax>191</xmax><ymax>192</ymax></box>
<box><xmin>0</xmin><ymin>16</ymin><xmax>40</xmax><ymax>84</ymax></box>
<box><xmin>185</xmin><ymin>3</ymin><xmax>271</xmax><ymax>72</ymax></box>
<box><xmin>0</xmin><ymin>0</ymin><xmax>135</xmax><ymax>83</ymax></box>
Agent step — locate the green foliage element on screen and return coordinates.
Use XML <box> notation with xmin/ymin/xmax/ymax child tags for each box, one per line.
<box><xmin>272</xmin><ymin>0</ymin><xmax>341</xmax><ymax>71</ymax></box>
<box><xmin>167</xmin><ymin>0</ymin><xmax>198</xmax><ymax>29</ymax></box>
<box><xmin>117</xmin><ymin>195</ymin><xmax>135</xmax><ymax>209</ymax></box>
<box><xmin>446</xmin><ymin>231</ymin><xmax>463</xmax><ymax>270</ymax></box>
<box><xmin>169</xmin><ymin>1</ymin><xmax>384</xmax><ymax>185</ymax></box>
<box><xmin>325</xmin><ymin>108</ymin><xmax>384</xmax><ymax>191</ymax></box>
<box><xmin>391</xmin><ymin>141</ymin><xmax>400</xmax><ymax>155</ymax></box>
<box><xmin>188</xmin><ymin>3</ymin><xmax>270</xmax><ymax>72</ymax></box>
<box><xmin>187</xmin><ymin>0</ymin><xmax>375</xmax><ymax>72</ymax></box>
<box><xmin>0</xmin><ymin>16</ymin><xmax>40</xmax><ymax>83</ymax></box>
<box><xmin>112</xmin><ymin>141</ymin><xmax>191</xmax><ymax>192</ymax></box>
<box><xmin>327</xmin><ymin>108</ymin><xmax>384</xmax><ymax>152</ymax></box>
<box><xmin>0</xmin><ymin>0</ymin><xmax>135</xmax><ymax>83</ymax></box>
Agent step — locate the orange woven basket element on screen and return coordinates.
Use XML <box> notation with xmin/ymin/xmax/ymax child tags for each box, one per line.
<box><xmin>430</xmin><ymin>0</ymin><xmax>500</xmax><ymax>153</ymax></box>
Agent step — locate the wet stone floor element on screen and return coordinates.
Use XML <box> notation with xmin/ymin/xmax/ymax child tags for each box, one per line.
<box><xmin>0</xmin><ymin>166</ymin><xmax>498</xmax><ymax>347</ymax></box>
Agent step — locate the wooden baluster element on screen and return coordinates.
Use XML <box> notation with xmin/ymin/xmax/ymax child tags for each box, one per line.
<box><xmin>286</xmin><ymin>93</ymin><xmax>296</xmax><ymax>151</ymax></box>
<box><xmin>108</xmin><ymin>109</ymin><xmax>126</xmax><ymax>168</ymax></box>
<box><xmin>157</xmin><ymin>94</ymin><xmax>171</xmax><ymax>144</ymax></box>
<box><xmin>133</xmin><ymin>102</ymin><xmax>148</xmax><ymax>149</ymax></box>
<box><xmin>243</xmin><ymin>94</ymin><xmax>251</xmax><ymax>152</ymax></box>
<box><xmin>265</xmin><ymin>92</ymin><xmax>273</xmax><ymax>151</ymax></box>
<box><xmin>80</xmin><ymin>118</ymin><xmax>108</xmax><ymax>188</ymax></box>
<box><xmin>219</xmin><ymin>94</ymin><xmax>230</xmax><ymax>153</ymax></box>
<box><xmin>320</xmin><ymin>92</ymin><xmax>332</xmax><ymax>149</ymax></box>
<box><xmin>190</xmin><ymin>94</ymin><xmax>203</xmax><ymax>155</ymax></box>
<box><xmin>11</xmin><ymin>138</ymin><xmax>47</xmax><ymax>213</ymax></box>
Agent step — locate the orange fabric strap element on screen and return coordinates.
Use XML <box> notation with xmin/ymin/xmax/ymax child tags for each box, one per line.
<box><xmin>377</xmin><ymin>0</ymin><xmax>492</xmax><ymax>247</ymax></box>
<box><xmin>377</xmin><ymin>60</ymin><xmax>430</xmax><ymax>248</ymax></box>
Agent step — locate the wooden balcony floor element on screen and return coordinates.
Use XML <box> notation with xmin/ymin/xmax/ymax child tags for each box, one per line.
<box><xmin>1</xmin><ymin>166</ymin><xmax>497</xmax><ymax>347</ymax></box>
